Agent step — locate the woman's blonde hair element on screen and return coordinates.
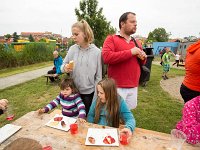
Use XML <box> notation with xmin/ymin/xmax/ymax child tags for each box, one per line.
<box><xmin>94</xmin><ymin>78</ymin><xmax>120</xmax><ymax>128</ymax></box>
<box><xmin>72</xmin><ymin>19</ymin><xmax>94</xmax><ymax>44</ymax></box>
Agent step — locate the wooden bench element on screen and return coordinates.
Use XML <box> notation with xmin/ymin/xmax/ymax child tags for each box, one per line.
<box><xmin>44</xmin><ymin>74</ymin><xmax>60</xmax><ymax>84</ymax></box>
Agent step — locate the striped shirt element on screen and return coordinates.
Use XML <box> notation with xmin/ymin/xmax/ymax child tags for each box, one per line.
<box><xmin>44</xmin><ymin>93</ymin><xmax>86</xmax><ymax>119</ymax></box>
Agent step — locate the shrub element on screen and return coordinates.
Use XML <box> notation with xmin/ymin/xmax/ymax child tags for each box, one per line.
<box><xmin>0</xmin><ymin>43</ymin><xmax>54</xmax><ymax>69</ymax></box>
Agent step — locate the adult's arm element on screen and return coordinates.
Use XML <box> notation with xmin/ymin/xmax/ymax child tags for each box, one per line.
<box><xmin>95</xmin><ymin>51</ymin><xmax>102</xmax><ymax>84</ymax></box>
<box><xmin>102</xmin><ymin>35</ymin><xmax>133</xmax><ymax>65</ymax></box>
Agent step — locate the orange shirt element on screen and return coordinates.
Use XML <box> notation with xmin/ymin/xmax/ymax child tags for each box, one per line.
<box><xmin>183</xmin><ymin>40</ymin><xmax>200</xmax><ymax>92</ymax></box>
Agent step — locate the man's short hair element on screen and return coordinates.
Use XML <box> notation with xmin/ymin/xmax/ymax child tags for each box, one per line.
<box><xmin>119</xmin><ymin>12</ymin><xmax>136</xmax><ymax>29</ymax></box>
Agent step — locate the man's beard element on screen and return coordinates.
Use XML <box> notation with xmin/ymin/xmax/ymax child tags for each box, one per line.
<box><xmin>125</xmin><ymin>29</ymin><xmax>136</xmax><ymax>36</ymax></box>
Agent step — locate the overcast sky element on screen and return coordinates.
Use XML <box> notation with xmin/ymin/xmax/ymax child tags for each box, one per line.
<box><xmin>1</xmin><ymin>0</ymin><xmax>200</xmax><ymax>38</ymax></box>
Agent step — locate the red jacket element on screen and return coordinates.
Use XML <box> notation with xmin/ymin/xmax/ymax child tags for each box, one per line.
<box><xmin>183</xmin><ymin>40</ymin><xmax>200</xmax><ymax>92</ymax></box>
<box><xmin>102</xmin><ymin>35</ymin><xmax>145</xmax><ymax>88</ymax></box>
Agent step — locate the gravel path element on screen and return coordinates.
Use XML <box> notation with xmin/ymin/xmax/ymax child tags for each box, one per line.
<box><xmin>0</xmin><ymin>66</ymin><xmax>52</xmax><ymax>90</ymax></box>
<box><xmin>152</xmin><ymin>61</ymin><xmax>185</xmax><ymax>103</ymax></box>
<box><xmin>160</xmin><ymin>76</ymin><xmax>184</xmax><ymax>102</ymax></box>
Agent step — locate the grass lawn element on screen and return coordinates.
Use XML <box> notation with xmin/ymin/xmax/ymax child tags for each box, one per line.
<box><xmin>0</xmin><ymin>63</ymin><xmax>185</xmax><ymax>134</ymax></box>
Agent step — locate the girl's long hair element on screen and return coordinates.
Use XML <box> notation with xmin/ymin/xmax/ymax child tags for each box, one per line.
<box><xmin>94</xmin><ymin>78</ymin><xmax>120</xmax><ymax>128</ymax></box>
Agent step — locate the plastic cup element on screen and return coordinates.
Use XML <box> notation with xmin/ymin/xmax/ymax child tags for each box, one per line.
<box><xmin>77</xmin><ymin>119</ymin><xmax>85</xmax><ymax>135</ymax></box>
<box><xmin>168</xmin><ymin>129</ymin><xmax>187</xmax><ymax>150</ymax></box>
<box><xmin>119</xmin><ymin>132</ymin><xmax>129</xmax><ymax>145</ymax></box>
<box><xmin>70</xmin><ymin>123</ymin><xmax>78</xmax><ymax>134</ymax></box>
<box><xmin>5</xmin><ymin>105</ymin><xmax>15</xmax><ymax>121</ymax></box>
<box><xmin>42</xmin><ymin>146</ymin><xmax>52</xmax><ymax>150</ymax></box>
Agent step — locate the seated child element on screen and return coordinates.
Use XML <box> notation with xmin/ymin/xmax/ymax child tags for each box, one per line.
<box><xmin>176</xmin><ymin>95</ymin><xmax>200</xmax><ymax>144</ymax></box>
<box><xmin>87</xmin><ymin>78</ymin><xmax>136</xmax><ymax>139</ymax></box>
<box><xmin>38</xmin><ymin>78</ymin><xmax>86</xmax><ymax>122</ymax></box>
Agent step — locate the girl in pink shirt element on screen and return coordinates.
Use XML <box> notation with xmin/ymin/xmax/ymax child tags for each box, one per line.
<box><xmin>176</xmin><ymin>96</ymin><xmax>200</xmax><ymax>144</ymax></box>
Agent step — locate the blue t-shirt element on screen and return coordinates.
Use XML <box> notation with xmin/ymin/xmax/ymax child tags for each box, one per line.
<box><xmin>87</xmin><ymin>97</ymin><xmax>136</xmax><ymax>132</ymax></box>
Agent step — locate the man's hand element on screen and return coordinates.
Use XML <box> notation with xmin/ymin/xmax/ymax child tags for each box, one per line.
<box><xmin>137</xmin><ymin>51</ymin><xmax>147</xmax><ymax>60</ymax></box>
<box><xmin>131</xmin><ymin>47</ymin><xmax>142</xmax><ymax>56</ymax></box>
<box><xmin>131</xmin><ymin>47</ymin><xmax>147</xmax><ymax>60</ymax></box>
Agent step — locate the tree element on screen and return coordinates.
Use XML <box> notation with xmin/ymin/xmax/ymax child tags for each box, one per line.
<box><xmin>146</xmin><ymin>27</ymin><xmax>170</xmax><ymax>42</ymax></box>
<box><xmin>12</xmin><ymin>32</ymin><xmax>19</xmax><ymax>42</ymax></box>
<box><xmin>29</xmin><ymin>34</ymin><xmax>35</xmax><ymax>42</ymax></box>
<box><xmin>4</xmin><ymin>34</ymin><xmax>11</xmax><ymax>39</ymax></box>
<box><xmin>75</xmin><ymin>0</ymin><xmax>116</xmax><ymax>47</ymax></box>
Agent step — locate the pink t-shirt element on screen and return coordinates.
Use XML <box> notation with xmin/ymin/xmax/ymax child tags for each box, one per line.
<box><xmin>176</xmin><ymin>96</ymin><xmax>200</xmax><ymax>144</ymax></box>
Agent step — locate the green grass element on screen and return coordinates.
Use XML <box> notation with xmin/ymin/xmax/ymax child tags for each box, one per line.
<box><xmin>0</xmin><ymin>64</ymin><xmax>185</xmax><ymax>134</ymax></box>
<box><xmin>0</xmin><ymin>77</ymin><xmax>60</xmax><ymax>127</ymax></box>
<box><xmin>134</xmin><ymin>64</ymin><xmax>185</xmax><ymax>133</ymax></box>
<box><xmin>0</xmin><ymin>61</ymin><xmax>52</xmax><ymax>78</ymax></box>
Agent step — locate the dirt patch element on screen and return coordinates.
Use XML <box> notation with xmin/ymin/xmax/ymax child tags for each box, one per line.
<box><xmin>160</xmin><ymin>76</ymin><xmax>184</xmax><ymax>103</ymax></box>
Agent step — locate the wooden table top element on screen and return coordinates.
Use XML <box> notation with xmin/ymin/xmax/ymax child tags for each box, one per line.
<box><xmin>0</xmin><ymin>109</ymin><xmax>199</xmax><ymax>150</ymax></box>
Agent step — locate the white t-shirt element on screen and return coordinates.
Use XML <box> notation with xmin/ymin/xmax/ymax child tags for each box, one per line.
<box><xmin>175</xmin><ymin>54</ymin><xmax>180</xmax><ymax>60</ymax></box>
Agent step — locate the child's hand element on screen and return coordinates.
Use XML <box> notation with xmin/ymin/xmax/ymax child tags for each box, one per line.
<box><xmin>38</xmin><ymin>108</ymin><xmax>45</xmax><ymax>115</ymax></box>
<box><xmin>120</xmin><ymin>128</ymin><xmax>132</xmax><ymax>140</ymax></box>
<box><xmin>78</xmin><ymin>118</ymin><xmax>86</xmax><ymax>123</ymax></box>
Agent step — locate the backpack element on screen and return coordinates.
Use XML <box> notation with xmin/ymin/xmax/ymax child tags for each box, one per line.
<box><xmin>102</xmin><ymin>56</ymin><xmax>108</xmax><ymax>78</ymax></box>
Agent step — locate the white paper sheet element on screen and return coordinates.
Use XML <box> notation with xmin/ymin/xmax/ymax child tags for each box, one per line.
<box><xmin>45</xmin><ymin>114</ymin><xmax>77</xmax><ymax>132</ymax></box>
<box><xmin>0</xmin><ymin>124</ymin><xmax>21</xmax><ymax>144</ymax></box>
<box><xmin>85</xmin><ymin>128</ymin><xmax>119</xmax><ymax>146</ymax></box>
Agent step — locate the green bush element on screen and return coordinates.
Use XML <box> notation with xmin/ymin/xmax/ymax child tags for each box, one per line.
<box><xmin>0</xmin><ymin>43</ymin><xmax>54</xmax><ymax>69</ymax></box>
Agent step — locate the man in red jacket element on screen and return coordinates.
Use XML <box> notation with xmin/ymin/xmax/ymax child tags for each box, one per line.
<box><xmin>102</xmin><ymin>12</ymin><xmax>147</xmax><ymax>109</ymax></box>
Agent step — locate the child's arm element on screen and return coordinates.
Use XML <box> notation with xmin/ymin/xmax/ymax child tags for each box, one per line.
<box><xmin>120</xmin><ymin>100</ymin><xmax>136</xmax><ymax>133</ymax></box>
<box><xmin>87</xmin><ymin>100</ymin><xmax>96</xmax><ymax>123</ymax></box>
<box><xmin>74</xmin><ymin>96</ymin><xmax>86</xmax><ymax>119</ymax></box>
<box><xmin>40</xmin><ymin>96</ymin><xmax>61</xmax><ymax>114</ymax></box>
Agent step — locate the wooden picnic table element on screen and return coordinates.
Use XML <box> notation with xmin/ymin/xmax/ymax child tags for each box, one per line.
<box><xmin>0</xmin><ymin>109</ymin><xmax>199</xmax><ymax>150</ymax></box>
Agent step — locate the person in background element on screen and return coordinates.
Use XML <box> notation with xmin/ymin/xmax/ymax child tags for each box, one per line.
<box><xmin>87</xmin><ymin>78</ymin><xmax>136</xmax><ymax>139</ymax></box>
<box><xmin>38</xmin><ymin>78</ymin><xmax>86</xmax><ymax>122</ymax></box>
<box><xmin>180</xmin><ymin>40</ymin><xmax>200</xmax><ymax>103</ymax></box>
<box><xmin>172</xmin><ymin>51</ymin><xmax>180</xmax><ymax>67</ymax></box>
<box><xmin>102</xmin><ymin>12</ymin><xmax>147</xmax><ymax>110</ymax></box>
<box><xmin>0</xmin><ymin>99</ymin><xmax>8</xmax><ymax>115</ymax></box>
<box><xmin>61</xmin><ymin>19</ymin><xmax>102</xmax><ymax>115</ymax></box>
<box><xmin>47</xmin><ymin>50</ymin><xmax>63</xmax><ymax>82</ymax></box>
<box><xmin>160</xmin><ymin>47</ymin><xmax>166</xmax><ymax>65</ymax></box>
<box><xmin>176</xmin><ymin>95</ymin><xmax>200</xmax><ymax>145</ymax></box>
<box><xmin>161</xmin><ymin>48</ymin><xmax>175</xmax><ymax>80</ymax></box>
